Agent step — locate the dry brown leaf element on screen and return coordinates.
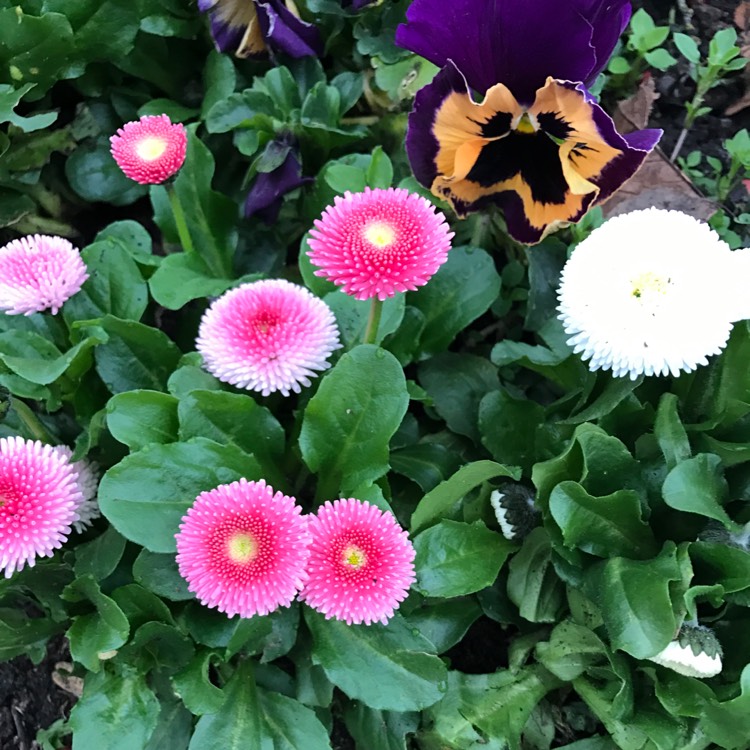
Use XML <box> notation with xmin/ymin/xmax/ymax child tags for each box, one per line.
<box><xmin>52</xmin><ymin>662</ymin><xmax>84</xmax><ymax>698</ymax></box>
<box><xmin>603</xmin><ymin>148</ymin><xmax>717</xmax><ymax>221</ymax></box>
<box><xmin>735</xmin><ymin>1</ymin><xmax>750</xmax><ymax>30</ymax></box>
<box><xmin>613</xmin><ymin>75</ymin><xmax>659</xmax><ymax>133</ymax></box>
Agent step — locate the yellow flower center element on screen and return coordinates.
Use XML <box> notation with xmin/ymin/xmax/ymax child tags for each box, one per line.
<box><xmin>135</xmin><ymin>136</ymin><xmax>168</xmax><ymax>162</ymax></box>
<box><xmin>515</xmin><ymin>112</ymin><xmax>537</xmax><ymax>134</ymax></box>
<box><xmin>631</xmin><ymin>271</ymin><xmax>669</xmax><ymax>299</ymax></box>
<box><xmin>227</xmin><ymin>532</ymin><xmax>258</xmax><ymax>564</ymax></box>
<box><xmin>364</xmin><ymin>221</ymin><xmax>396</xmax><ymax>249</ymax></box>
<box><xmin>342</xmin><ymin>544</ymin><xmax>366</xmax><ymax>569</ymax></box>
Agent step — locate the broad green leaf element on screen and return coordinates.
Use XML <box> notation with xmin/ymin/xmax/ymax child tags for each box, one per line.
<box><xmin>0</xmin><ymin>83</ymin><xmax>57</xmax><ymax>132</ymax></box>
<box><xmin>507</xmin><ymin>528</ymin><xmax>565</xmax><ymax>623</ymax></box>
<box><xmin>123</xmin><ymin>621</ymin><xmax>194</xmax><ymax>671</ymax></box>
<box><xmin>662</xmin><ymin>454</ymin><xmax>734</xmax><ymax>529</ymax></box>
<box><xmin>305</xmin><ymin>609</ymin><xmax>447</xmax><ymax>711</ymax></box>
<box><xmin>95</xmin><ymin>220</ymin><xmax>156</xmax><ymax>267</ymax></box>
<box><xmin>535</xmin><ymin>621</ymin><xmax>610</xmax><ymax>681</ymax></box>
<box><xmin>390</xmin><ymin>443</ymin><xmax>462</xmax><ymax>493</ymax></box>
<box><xmin>583</xmin><ymin>543</ymin><xmax>682</xmax><ymax>658</ymax></box>
<box><xmin>259</xmin><ymin>689</ymin><xmax>332</xmax><ymax>750</ymax></box>
<box><xmin>689</xmin><ymin>541</ymin><xmax>750</xmax><ymax>594</ymax></box>
<box><xmin>404</xmin><ymin>599</ymin><xmax>482</xmax><ymax>654</ymax></box>
<box><xmin>408</xmin><ymin>246</ymin><xmax>501</xmax><ymax>355</ymax></box>
<box><xmin>183</xmin><ymin>602</ymin><xmax>272</xmax><ymax>657</ymax></box>
<box><xmin>524</xmin><ymin>238</ymin><xmax>566</xmax><ymax>332</ymax></box>
<box><xmin>63</xmin><ymin>240</ymin><xmax>148</xmax><ymax>324</ymax></box>
<box><xmin>418</xmin><ymin>353</ymin><xmax>498</xmax><ymax>443</ymax></box>
<box><xmin>188</xmin><ymin>661</ymin><xmax>261</xmax><ymax>750</ymax></box>
<box><xmin>69</xmin><ymin>666</ymin><xmax>160</xmax><ymax>750</ymax></box>
<box><xmin>172</xmin><ymin>650</ymin><xmax>225</xmax><ymax>715</ymax></box>
<box><xmin>344</xmin><ymin>704</ymin><xmax>419</xmax><ymax>750</ymax></box>
<box><xmin>701</xmin><ymin>664</ymin><xmax>750</xmax><ymax>748</ymax></box>
<box><xmin>324</xmin><ymin>291</ymin><xmax>405</xmax><ymax>347</ymax></box>
<box><xmin>414</xmin><ymin>520</ymin><xmax>513</xmax><ymax>597</ymax></box>
<box><xmin>411</xmin><ymin>460</ymin><xmax>520</xmax><ymax>533</ymax></box>
<box><xmin>132</xmin><ymin>549</ymin><xmax>193</xmax><ymax>601</ymax></box>
<box><xmin>143</xmin><ymin>699</ymin><xmax>192</xmax><ymax>750</ymax></box>
<box><xmin>110</xmin><ymin>584</ymin><xmax>175</xmax><ymax>630</ymax></box>
<box><xmin>0</xmin><ymin>608</ymin><xmax>61</xmax><ymax>661</ymax></box>
<box><xmin>549</xmin><ymin>481</ymin><xmax>657</xmax><ymax>559</ymax></box>
<box><xmin>93</xmin><ymin>316</ymin><xmax>181</xmax><ymax>394</ymax></box>
<box><xmin>654</xmin><ymin>393</ymin><xmax>691</xmax><ymax>469</ymax></box>
<box><xmin>107</xmin><ymin>390</ymin><xmax>179</xmax><ymax>451</ymax></box>
<box><xmin>300</xmin><ymin>345</ymin><xmax>409</xmax><ymax>498</ymax></box>
<box><xmin>74</xmin><ymin>526</ymin><xmax>127</xmax><ymax>580</ymax></box>
<box><xmin>99</xmin><ymin>438</ymin><xmax>261</xmax><ymax>552</ymax></box>
<box><xmin>63</xmin><ymin>575</ymin><xmax>130</xmax><ymax>672</ymax></box>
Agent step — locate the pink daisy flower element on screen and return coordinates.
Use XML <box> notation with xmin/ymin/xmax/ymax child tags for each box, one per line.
<box><xmin>0</xmin><ymin>437</ymin><xmax>82</xmax><ymax>578</ymax></box>
<box><xmin>0</xmin><ymin>235</ymin><xmax>88</xmax><ymax>316</ymax></box>
<box><xmin>53</xmin><ymin>446</ymin><xmax>101</xmax><ymax>534</ymax></box>
<box><xmin>195</xmin><ymin>279</ymin><xmax>341</xmax><ymax>396</ymax></box>
<box><xmin>110</xmin><ymin>114</ymin><xmax>188</xmax><ymax>184</ymax></box>
<box><xmin>175</xmin><ymin>479</ymin><xmax>311</xmax><ymax>618</ymax></box>
<box><xmin>307</xmin><ymin>187</ymin><xmax>453</xmax><ymax>300</ymax></box>
<box><xmin>300</xmin><ymin>498</ymin><xmax>416</xmax><ymax>626</ymax></box>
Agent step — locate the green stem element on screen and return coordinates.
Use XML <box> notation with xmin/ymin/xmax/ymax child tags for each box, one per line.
<box><xmin>362</xmin><ymin>298</ymin><xmax>384</xmax><ymax>345</ymax></box>
<box><xmin>11</xmin><ymin>398</ymin><xmax>55</xmax><ymax>444</ymax></box>
<box><xmin>165</xmin><ymin>183</ymin><xmax>195</xmax><ymax>255</ymax></box>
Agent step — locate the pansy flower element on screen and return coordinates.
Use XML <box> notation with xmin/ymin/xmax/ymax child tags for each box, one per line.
<box><xmin>396</xmin><ymin>0</ymin><xmax>662</xmax><ymax>244</ymax></box>
<box><xmin>198</xmin><ymin>0</ymin><xmax>323</xmax><ymax>59</ymax></box>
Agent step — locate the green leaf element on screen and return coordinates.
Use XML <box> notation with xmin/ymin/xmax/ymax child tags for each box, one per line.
<box><xmin>0</xmin><ymin>608</ymin><xmax>61</xmax><ymax>661</ymax></box>
<box><xmin>172</xmin><ymin>650</ymin><xmax>225</xmax><ymax>715</ymax></box>
<box><xmin>654</xmin><ymin>393</ymin><xmax>691</xmax><ymax>470</ymax></box>
<box><xmin>479</xmin><ymin>388</ymin><xmax>545</xmax><ymax>471</ymax></box>
<box><xmin>69</xmin><ymin>666</ymin><xmax>160</xmax><ymax>750</ymax></box>
<box><xmin>507</xmin><ymin>528</ymin><xmax>565</xmax><ymax>623</ymax></box>
<box><xmin>324</xmin><ymin>291</ymin><xmax>405</xmax><ymax>347</ymax></box>
<box><xmin>305</xmin><ymin>609</ymin><xmax>447</xmax><ymax>711</ymax></box>
<box><xmin>143</xmin><ymin>699</ymin><xmax>192</xmax><ymax>750</ymax></box>
<box><xmin>99</xmin><ymin>438</ymin><xmax>262</xmax><ymax>552</ymax></box>
<box><xmin>404</xmin><ymin>599</ymin><xmax>482</xmax><ymax>654</ymax></box>
<box><xmin>408</xmin><ymin>247</ymin><xmax>501</xmax><ymax>355</ymax></box>
<box><xmin>535</xmin><ymin>621</ymin><xmax>610</xmax><ymax>681</ymax></box>
<box><xmin>674</xmin><ymin>32</ymin><xmax>701</xmax><ymax>64</ymax></box>
<box><xmin>93</xmin><ymin>316</ymin><xmax>181</xmax><ymax>394</ymax></box>
<box><xmin>583</xmin><ymin>543</ymin><xmax>682</xmax><ymax>658</ymax></box>
<box><xmin>95</xmin><ymin>220</ymin><xmax>156</xmax><ymax>267</ymax></box>
<box><xmin>132</xmin><ymin>549</ymin><xmax>193</xmax><ymax>601</ymax></box>
<box><xmin>662</xmin><ymin>453</ymin><xmax>735</xmax><ymax>529</ymax></box>
<box><xmin>300</xmin><ymin>345</ymin><xmax>409</xmax><ymax>498</ymax></box>
<box><xmin>418</xmin><ymin>353</ymin><xmax>498</xmax><ymax>443</ymax></box>
<box><xmin>390</xmin><ymin>443</ymin><xmax>462</xmax><ymax>493</ymax></box>
<box><xmin>0</xmin><ymin>83</ymin><xmax>57</xmax><ymax>132</ymax></box>
<box><xmin>259</xmin><ymin>689</ymin><xmax>333</xmax><ymax>750</ymax></box>
<box><xmin>411</xmin><ymin>460</ymin><xmax>520</xmax><ymax>533</ymax></box>
<box><xmin>366</xmin><ymin>145</ymin><xmax>394</xmax><ymax>188</ymax></box>
<box><xmin>549</xmin><ymin>481</ymin><xmax>657</xmax><ymax>559</ymax></box>
<box><xmin>414</xmin><ymin>520</ymin><xmax>513</xmax><ymax>597</ymax></box>
<box><xmin>151</xmin><ymin>127</ymin><xmax>237</xmax><ymax>278</ymax></box>
<box><xmin>107</xmin><ymin>390</ymin><xmax>179</xmax><ymax>451</ymax></box>
<box><xmin>110</xmin><ymin>584</ymin><xmax>175</xmax><ymax>630</ymax></box>
<box><xmin>344</xmin><ymin>704</ymin><xmax>418</xmax><ymax>750</ymax></box>
<box><xmin>689</xmin><ymin>541</ymin><xmax>750</xmax><ymax>594</ymax></box>
<box><xmin>63</xmin><ymin>575</ymin><xmax>130</xmax><ymax>672</ymax></box>
<box><xmin>63</xmin><ymin>240</ymin><xmax>148</xmax><ymax>324</ymax></box>
<box><xmin>524</xmin><ymin>238</ymin><xmax>566</xmax><ymax>332</ymax></box>
<box><xmin>188</xmin><ymin>661</ymin><xmax>262</xmax><ymax>750</ymax></box>
<box><xmin>702</xmin><ymin>664</ymin><xmax>750</xmax><ymax>748</ymax></box>
<box><xmin>74</xmin><ymin>526</ymin><xmax>127</xmax><ymax>580</ymax></box>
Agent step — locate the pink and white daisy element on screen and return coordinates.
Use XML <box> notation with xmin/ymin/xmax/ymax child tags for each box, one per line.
<box><xmin>0</xmin><ymin>235</ymin><xmax>88</xmax><ymax>316</ymax></box>
<box><xmin>110</xmin><ymin>114</ymin><xmax>187</xmax><ymax>184</ymax></box>
<box><xmin>53</xmin><ymin>446</ymin><xmax>101</xmax><ymax>534</ymax></box>
<box><xmin>299</xmin><ymin>498</ymin><xmax>416</xmax><ymax>626</ymax></box>
<box><xmin>175</xmin><ymin>479</ymin><xmax>311</xmax><ymax>618</ymax></box>
<box><xmin>0</xmin><ymin>437</ymin><xmax>82</xmax><ymax>578</ymax></box>
<box><xmin>307</xmin><ymin>187</ymin><xmax>453</xmax><ymax>300</ymax></box>
<box><xmin>195</xmin><ymin>279</ymin><xmax>341</xmax><ymax>396</ymax></box>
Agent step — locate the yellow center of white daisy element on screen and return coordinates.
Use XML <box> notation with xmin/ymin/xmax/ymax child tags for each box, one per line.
<box><xmin>135</xmin><ymin>136</ymin><xmax>168</xmax><ymax>162</ymax></box>
<box><xmin>227</xmin><ymin>532</ymin><xmax>258</xmax><ymax>564</ymax></box>
<box><xmin>364</xmin><ymin>221</ymin><xmax>396</xmax><ymax>249</ymax></box>
<box><xmin>342</xmin><ymin>544</ymin><xmax>366</xmax><ymax>569</ymax></box>
<box><xmin>631</xmin><ymin>271</ymin><xmax>669</xmax><ymax>300</ymax></box>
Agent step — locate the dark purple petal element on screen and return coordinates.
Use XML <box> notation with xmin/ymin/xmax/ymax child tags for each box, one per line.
<box><xmin>208</xmin><ymin>16</ymin><xmax>245</xmax><ymax>54</ymax></box>
<box><xmin>341</xmin><ymin>0</ymin><xmax>377</xmax><ymax>8</ymax></box>
<box><xmin>255</xmin><ymin>0</ymin><xmax>323</xmax><ymax>58</ymax></box>
<box><xmin>244</xmin><ymin>149</ymin><xmax>313</xmax><ymax>224</ymax></box>
<box><xmin>583</xmin><ymin>0</ymin><xmax>632</xmax><ymax>81</ymax></box>
<box><xmin>396</xmin><ymin>0</ymin><xmax>601</xmax><ymax>102</ymax></box>
<box><xmin>197</xmin><ymin>0</ymin><xmax>216</xmax><ymax>11</ymax></box>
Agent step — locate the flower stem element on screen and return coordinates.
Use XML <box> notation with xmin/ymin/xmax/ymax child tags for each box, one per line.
<box><xmin>165</xmin><ymin>183</ymin><xmax>195</xmax><ymax>255</ymax></box>
<box><xmin>363</xmin><ymin>298</ymin><xmax>384</xmax><ymax>345</ymax></box>
<box><xmin>11</xmin><ymin>398</ymin><xmax>55</xmax><ymax>444</ymax></box>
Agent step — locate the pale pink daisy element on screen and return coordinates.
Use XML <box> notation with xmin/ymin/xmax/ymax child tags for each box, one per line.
<box><xmin>307</xmin><ymin>187</ymin><xmax>453</xmax><ymax>300</ymax></box>
<box><xmin>0</xmin><ymin>235</ymin><xmax>88</xmax><ymax>316</ymax></box>
<box><xmin>300</xmin><ymin>498</ymin><xmax>416</xmax><ymax>625</ymax></box>
<box><xmin>175</xmin><ymin>479</ymin><xmax>311</xmax><ymax>618</ymax></box>
<box><xmin>110</xmin><ymin>114</ymin><xmax>187</xmax><ymax>184</ymax></box>
<box><xmin>0</xmin><ymin>437</ymin><xmax>82</xmax><ymax>577</ymax></box>
<box><xmin>195</xmin><ymin>279</ymin><xmax>340</xmax><ymax>396</ymax></box>
<box><xmin>53</xmin><ymin>446</ymin><xmax>101</xmax><ymax>534</ymax></box>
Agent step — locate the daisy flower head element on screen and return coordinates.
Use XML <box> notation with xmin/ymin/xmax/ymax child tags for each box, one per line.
<box><xmin>299</xmin><ymin>498</ymin><xmax>416</xmax><ymax>626</ymax></box>
<box><xmin>175</xmin><ymin>479</ymin><xmax>311</xmax><ymax>618</ymax></box>
<box><xmin>0</xmin><ymin>235</ymin><xmax>88</xmax><ymax>316</ymax></box>
<box><xmin>195</xmin><ymin>279</ymin><xmax>341</xmax><ymax>396</ymax></box>
<box><xmin>647</xmin><ymin>624</ymin><xmax>722</xmax><ymax>679</ymax></box>
<box><xmin>557</xmin><ymin>208</ymin><xmax>739</xmax><ymax>380</ymax></box>
<box><xmin>307</xmin><ymin>187</ymin><xmax>453</xmax><ymax>300</ymax></box>
<box><xmin>53</xmin><ymin>446</ymin><xmax>101</xmax><ymax>534</ymax></box>
<box><xmin>110</xmin><ymin>114</ymin><xmax>187</xmax><ymax>184</ymax></box>
<box><xmin>0</xmin><ymin>437</ymin><xmax>82</xmax><ymax>578</ymax></box>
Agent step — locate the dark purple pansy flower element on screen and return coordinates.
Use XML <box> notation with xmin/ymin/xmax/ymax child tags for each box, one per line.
<box><xmin>340</xmin><ymin>0</ymin><xmax>377</xmax><ymax>9</ymax></box>
<box><xmin>244</xmin><ymin>141</ymin><xmax>312</xmax><ymax>224</ymax></box>
<box><xmin>199</xmin><ymin>0</ymin><xmax>323</xmax><ymax>59</ymax></box>
<box><xmin>395</xmin><ymin>0</ymin><xmax>662</xmax><ymax>244</ymax></box>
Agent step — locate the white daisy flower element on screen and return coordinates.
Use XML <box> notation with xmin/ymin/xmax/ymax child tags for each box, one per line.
<box><xmin>489</xmin><ymin>484</ymin><xmax>538</xmax><ymax>541</ymax></box>
<box><xmin>53</xmin><ymin>446</ymin><xmax>101</xmax><ymax>533</ymax></box>
<box><xmin>648</xmin><ymin>625</ymin><xmax>722</xmax><ymax>679</ymax></box>
<box><xmin>557</xmin><ymin>208</ymin><xmax>747</xmax><ymax>380</ymax></box>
